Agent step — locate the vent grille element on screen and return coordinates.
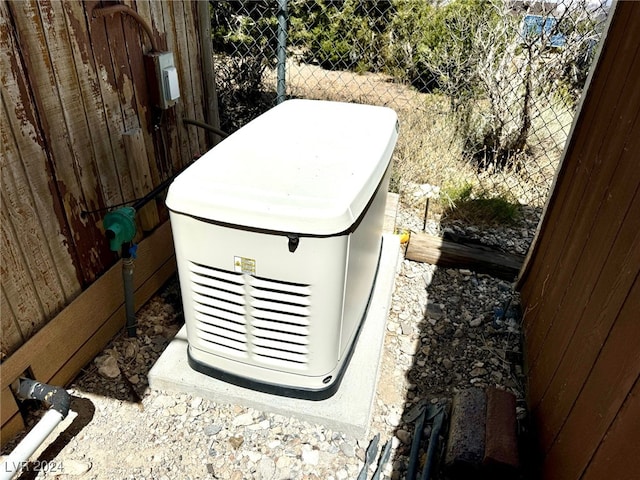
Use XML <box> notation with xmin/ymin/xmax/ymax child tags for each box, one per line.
<box><xmin>188</xmin><ymin>262</ymin><xmax>311</xmax><ymax>367</ymax></box>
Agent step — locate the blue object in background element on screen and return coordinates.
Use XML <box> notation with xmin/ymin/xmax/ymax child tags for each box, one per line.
<box><xmin>522</xmin><ymin>14</ymin><xmax>566</xmax><ymax>48</ymax></box>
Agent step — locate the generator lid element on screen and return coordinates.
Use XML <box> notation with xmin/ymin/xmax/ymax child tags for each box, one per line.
<box><xmin>166</xmin><ymin>99</ymin><xmax>398</xmax><ymax>235</ymax></box>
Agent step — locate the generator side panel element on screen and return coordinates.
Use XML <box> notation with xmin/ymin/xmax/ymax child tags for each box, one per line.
<box><xmin>340</xmin><ymin>165</ymin><xmax>392</xmax><ymax>357</ymax></box>
<box><xmin>169</xmin><ymin>212</ymin><xmax>349</xmax><ymax>387</ymax></box>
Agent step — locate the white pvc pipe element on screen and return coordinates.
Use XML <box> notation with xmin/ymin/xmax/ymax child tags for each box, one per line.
<box><xmin>0</xmin><ymin>409</ymin><xmax>64</xmax><ymax>480</ymax></box>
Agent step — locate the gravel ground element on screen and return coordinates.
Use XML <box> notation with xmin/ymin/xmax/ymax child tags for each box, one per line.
<box><xmin>2</xmin><ymin>203</ymin><xmax>537</xmax><ymax>480</ymax></box>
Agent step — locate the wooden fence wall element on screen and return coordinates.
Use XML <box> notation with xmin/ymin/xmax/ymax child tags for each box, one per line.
<box><xmin>518</xmin><ymin>1</ymin><xmax>640</xmax><ymax>478</ymax></box>
<box><xmin>1</xmin><ymin>0</ymin><xmax>216</xmax><ymax>360</ymax></box>
<box><xmin>1</xmin><ymin>0</ymin><xmax>218</xmax><ymax>443</ymax></box>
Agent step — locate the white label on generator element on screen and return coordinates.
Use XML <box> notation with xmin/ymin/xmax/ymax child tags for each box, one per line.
<box><xmin>234</xmin><ymin>256</ymin><xmax>256</xmax><ymax>275</ymax></box>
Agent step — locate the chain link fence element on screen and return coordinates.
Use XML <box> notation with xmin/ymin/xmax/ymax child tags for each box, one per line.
<box><xmin>209</xmin><ymin>0</ymin><xmax>610</xmax><ymax>222</ymax></box>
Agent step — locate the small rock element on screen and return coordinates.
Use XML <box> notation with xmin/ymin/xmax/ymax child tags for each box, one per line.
<box><xmin>396</xmin><ymin>429</ymin><xmax>411</xmax><ymax>444</ymax></box>
<box><xmin>426</xmin><ymin>302</ymin><xmax>444</xmax><ymax>319</ymax></box>
<box><xmin>233</xmin><ymin>412</ymin><xmax>254</xmax><ymax>427</ymax></box>
<box><xmin>127</xmin><ymin>374</ymin><xmax>139</xmax><ymax>384</ymax></box>
<box><xmin>204</xmin><ymin>424</ymin><xmax>223</xmax><ymax>436</ymax></box>
<box><xmin>256</xmin><ymin>457</ymin><xmax>276</xmax><ymax>479</ymax></box>
<box><xmin>229</xmin><ymin>436</ymin><xmax>244</xmax><ymax>449</ymax></box>
<box><xmin>401</xmin><ymin>322</ymin><xmax>412</xmax><ymax>335</ymax></box>
<box><xmin>96</xmin><ymin>355</ymin><xmax>120</xmax><ymax>379</ymax></box>
<box><xmin>339</xmin><ymin>440</ymin><xmax>356</xmax><ymax>457</ymax></box>
<box><xmin>123</xmin><ymin>342</ymin><xmax>137</xmax><ymax>359</ymax></box>
<box><xmin>61</xmin><ymin>459</ymin><xmax>92</xmax><ymax>475</ymax></box>
<box><xmin>470</xmin><ymin>367</ymin><xmax>488</xmax><ymax>377</ymax></box>
<box><xmin>469</xmin><ymin>317</ymin><xmax>483</xmax><ymax>327</ymax></box>
<box><xmin>386</xmin><ymin>412</ymin><xmax>402</xmax><ymax>427</ymax></box>
<box><xmin>442</xmin><ymin>358</ymin><xmax>453</xmax><ymax>370</ymax></box>
<box><xmin>302</xmin><ymin>447</ymin><xmax>319</xmax><ymax>465</ymax></box>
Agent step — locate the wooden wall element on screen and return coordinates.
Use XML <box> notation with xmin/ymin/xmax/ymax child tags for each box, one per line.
<box><xmin>518</xmin><ymin>1</ymin><xmax>640</xmax><ymax>479</ymax></box>
<box><xmin>1</xmin><ymin>0</ymin><xmax>215</xmax><ymax>360</ymax></box>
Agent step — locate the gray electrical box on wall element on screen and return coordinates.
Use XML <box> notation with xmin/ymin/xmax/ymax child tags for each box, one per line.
<box><xmin>144</xmin><ymin>51</ymin><xmax>180</xmax><ymax>109</ymax></box>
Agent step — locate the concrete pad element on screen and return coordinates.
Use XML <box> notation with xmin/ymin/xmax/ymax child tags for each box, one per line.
<box><xmin>148</xmin><ymin>234</ymin><xmax>400</xmax><ymax>438</ymax></box>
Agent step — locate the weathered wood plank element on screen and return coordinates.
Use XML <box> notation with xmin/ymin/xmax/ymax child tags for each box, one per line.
<box><xmin>521</xmin><ymin>4</ymin><xmax>640</xmax><ymax>368</ymax></box>
<box><xmin>0</xmin><ymin>1</ymin><xmax>81</xmax><ymax>299</ymax></box>
<box><xmin>0</xmin><ymin>220</ymin><xmax>175</xmax><ymax>399</ymax></box>
<box><xmin>9</xmin><ymin>0</ymin><xmax>109</xmax><ymax>283</ymax></box>
<box><xmin>1</xmin><ymin>122</ymin><xmax>68</xmax><ymax>323</ymax></box>
<box><xmin>406</xmin><ymin>232</ymin><xmax>524</xmax><ymax>281</ymax></box>
<box><xmin>0</xmin><ymin>387</ymin><xmax>24</xmax><ymax>447</ymax></box>
<box><xmin>184</xmin><ymin>0</ymin><xmax>207</xmax><ymax>155</ymax></box>
<box><xmin>121</xmin><ymin>0</ymin><xmax>163</xmax><ymax>187</ymax></box>
<box><xmin>533</xmin><ymin>191</ymin><xmax>640</xmax><ymax>450</ymax></box>
<box><xmin>162</xmin><ymin>0</ymin><xmax>192</xmax><ymax>169</ymax></box>
<box><xmin>542</xmin><ymin>276</ymin><xmax>640</xmax><ymax>480</ymax></box>
<box><xmin>144</xmin><ymin>0</ymin><xmax>182</xmax><ymax>179</ymax></box>
<box><xmin>61</xmin><ymin>0</ymin><xmax>125</xmax><ymax>208</ymax></box>
<box><xmin>0</xmin><ymin>288</ymin><xmax>24</xmax><ymax>360</ymax></box>
<box><xmin>85</xmin><ymin>0</ymin><xmax>137</xmax><ymax>202</ymax></box>
<box><xmin>0</xmin><ymin>205</ymin><xmax>45</xmax><ymax>341</ymax></box>
<box><xmin>581</xmin><ymin>377</ymin><xmax>640</xmax><ymax>480</ymax></box>
<box><xmin>123</xmin><ymin>128</ymin><xmax>160</xmax><ymax>231</ymax></box>
<box><xmin>196</xmin><ymin>0</ymin><xmax>222</xmax><ymax>147</ymax></box>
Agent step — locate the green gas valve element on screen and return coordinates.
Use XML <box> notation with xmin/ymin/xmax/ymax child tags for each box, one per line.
<box><xmin>103</xmin><ymin>207</ymin><xmax>137</xmax><ymax>252</ymax></box>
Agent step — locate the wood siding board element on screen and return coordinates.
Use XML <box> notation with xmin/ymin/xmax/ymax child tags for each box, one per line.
<box><xmin>37</xmin><ymin>0</ymin><xmax>106</xmax><ymax>216</ymax></box>
<box><xmin>0</xmin><ymin>386</ymin><xmax>24</xmax><ymax>447</ymax></box>
<box><xmin>534</xmin><ymin>189</ymin><xmax>640</xmax><ymax>451</ymax></box>
<box><xmin>122</xmin><ymin>128</ymin><xmax>160</xmax><ymax>231</ymax></box>
<box><xmin>0</xmin><ymin>387</ymin><xmax>20</xmax><ymax>433</ymax></box>
<box><xmin>0</xmin><ymin>221</ymin><xmax>174</xmax><ymax>393</ymax></box>
<box><xmin>128</xmin><ymin>0</ymin><xmax>162</xmax><ymax>180</ymax></box>
<box><xmin>89</xmin><ymin>0</ymin><xmax>143</xmax><ymax>206</ymax></box>
<box><xmin>61</xmin><ymin>0</ymin><xmax>124</xmax><ymax>208</ymax></box>
<box><xmin>184</xmin><ymin>0</ymin><xmax>207</xmax><ymax>156</ymax></box>
<box><xmin>0</xmin><ymin>205</ymin><xmax>45</xmax><ymax>339</ymax></box>
<box><xmin>519</xmin><ymin>2</ymin><xmax>634</xmax><ymax>311</ymax></box>
<box><xmin>581</xmin><ymin>377</ymin><xmax>640</xmax><ymax>480</ymax></box>
<box><xmin>121</xmin><ymin>0</ymin><xmax>162</xmax><ymax>187</ymax></box>
<box><xmin>163</xmin><ymin>0</ymin><xmax>192</xmax><ymax>170</ymax></box>
<box><xmin>1</xmin><ymin>1</ymin><xmax>81</xmax><ymax>298</ymax></box>
<box><xmin>142</xmin><ymin>0</ymin><xmax>178</xmax><ymax>179</ymax></box>
<box><xmin>526</xmin><ymin>91</ymin><xmax>640</xmax><ymax>406</ymax></box>
<box><xmin>542</xmin><ymin>276</ymin><xmax>640</xmax><ymax>480</ymax></box>
<box><xmin>1</xmin><ymin>136</ymin><xmax>68</xmax><ymax>320</ymax></box>
<box><xmin>521</xmin><ymin>10</ymin><xmax>640</xmax><ymax>369</ymax></box>
<box><xmin>84</xmin><ymin>0</ymin><xmax>136</xmax><ymax>205</ymax></box>
<box><xmin>1</xmin><ymin>73</ymin><xmax>69</xmax><ymax>322</ymax></box>
<box><xmin>196</xmin><ymin>0</ymin><xmax>221</xmax><ymax>147</ymax></box>
<box><xmin>1</xmin><ymin>287</ymin><xmax>24</xmax><ymax>360</ymax></box>
<box><xmin>10</xmin><ymin>0</ymin><xmax>109</xmax><ymax>283</ymax></box>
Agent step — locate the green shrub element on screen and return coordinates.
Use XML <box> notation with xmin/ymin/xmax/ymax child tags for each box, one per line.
<box><xmin>289</xmin><ymin>0</ymin><xmax>392</xmax><ymax>72</ymax></box>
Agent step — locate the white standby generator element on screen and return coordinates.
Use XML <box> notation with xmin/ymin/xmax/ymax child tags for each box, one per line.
<box><xmin>166</xmin><ymin>99</ymin><xmax>398</xmax><ymax>399</ymax></box>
